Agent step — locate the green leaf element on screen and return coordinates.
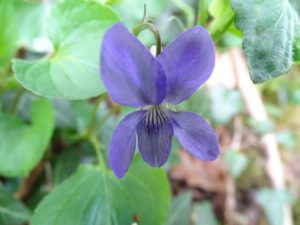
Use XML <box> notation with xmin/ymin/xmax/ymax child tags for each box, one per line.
<box><xmin>223</xmin><ymin>149</ymin><xmax>248</xmax><ymax>178</ymax></box>
<box><xmin>292</xmin><ymin>89</ymin><xmax>300</xmax><ymax>103</ymax></box>
<box><xmin>198</xmin><ymin>0</ymin><xmax>209</xmax><ymax>25</ymax></box>
<box><xmin>99</xmin><ymin>0</ymin><xmax>123</xmax><ymax>4</ymax></box>
<box><xmin>167</xmin><ymin>192</ymin><xmax>192</xmax><ymax>225</ymax></box>
<box><xmin>290</xmin><ymin>0</ymin><xmax>300</xmax><ymax>15</ymax></box>
<box><xmin>13</xmin><ymin>0</ymin><xmax>47</xmax><ymax>49</ymax></box>
<box><xmin>0</xmin><ymin>0</ymin><xmax>18</xmax><ymax>68</ymax></box>
<box><xmin>114</xmin><ymin>0</ymin><xmax>166</xmax><ymax>27</ymax></box>
<box><xmin>231</xmin><ymin>0</ymin><xmax>300</xmax><ymax>83</ymax></box>
<box><xmin>0</xmin><ymin>189</ymin><xmax>31</xmax><ymax>225</ymax></box>
<box><xmin>114</xmin><ymin>0</ymin><xmax>168</xmax><ymax>46</ymax></box>
<box><xmin>0</xmin><ymin>99</ymin><xmax>54</xmax><ymax>177</ymax></box>
<box><xmin>256</xmin><ymin>188</ymin><xmax>293</xmax><ymax>225</ymax></box>
<box><xmin>31</xmin><ymin>157</ymin><xmax>171</xmax><ymax>225</ymax></box>
<box><xmin>52</xmin><ymin>99</ymin><xmax>76</xmax><ymax>128</ymax></box>
<box><xmin>276</xmin><ymin>130</ymin><xmax>297</xmax><ymax>150</ymax></box>
<box><xmin>70</xmin><ymin>101</ymin><xmax>94</xmax><ymax>132</ymax></box>
<box><xmin>209</xmin><ymin>86</ymin><xmax>244</xmax><ymax>124</ymax></box>
<box><xmin>248</xmin><ymin>118</ymin><xmax>274</xmax><ymax>135</ymax></box>
<box><xmin>293</xmin><ymin>18</ymin><xmax>300</xmax><ymax>62</ymax></box>
<box><xmin>53</xmin><ymin>150</ymin><xmax>81</xmax><ymax>185</ymax></box>
<box><xmin>194</xmin><ymin>201</ymin><xmax>220</xmax><ymax>225</ymax></box>
<box><xmin>292</xmin><ymin>0</ymin><xmax>300</xmax><ymax>62</ymax></box>
<box><xmin>13</xmin><ymin>0</ymin><xmax>120</xmax><ymax>100</ymax></box>
<box><xmin>52</xmin><ymin>99</ymin><xmax>93</xmax><ymax>130</ymax></box>
<box><xmin>177</xmin><ymin>88</ymin><xmax>211</xmax><ymax>119</ymax></box>
<box><xmin>172</xmin><ymin>0</ymin><xmax>195</xmax><ymax>28</ymax></box>
<box><xmin>208</xmin><ymin>0</ymin><xmax>234</xmax><ymax>42</ymax></box>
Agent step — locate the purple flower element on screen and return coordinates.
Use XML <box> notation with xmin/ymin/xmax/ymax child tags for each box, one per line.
<box><xmin>100</xmin><ymin>23</ymin><xmax>220</xmax><ymax>178</ymax></box>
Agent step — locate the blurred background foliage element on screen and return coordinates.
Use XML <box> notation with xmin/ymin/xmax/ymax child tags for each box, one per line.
<box><xmin>0</xmin><ymin>0</ymin><xmax>300</xmax><ymax>225</ymax></box>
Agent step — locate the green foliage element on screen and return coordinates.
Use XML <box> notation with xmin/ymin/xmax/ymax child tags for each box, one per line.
<box><xmin>177</xmin><ymin>88</ymin><xmax>210</xmax><ymax>118</ymax></box>
<box><xmin>293</xmin><ymin>23</ymin><xmax>300</xmax><ymax>62</ymax></box>
<box><xmin>0</xmin><ymin>1</ymin><xmax>300</xmax><ymax>225</ymax></box>
<box><xmin>167</xmin><ymin>192</ymin><xmax>192</xmax><ymax>225</ymax></box>
<box><xmin>209</xmin><ymin>86</ymin><xmax>244</xmax><ymax>124</ymax></box>
<box><xmin>13</xmin><ymin>0</ymin><xmax>120</xmax><ymax>100</ymax></box>
<box><xmin>114</xmin><ymin>0</ymin><xmax>167</xmax><ymax>27</ymax></box>
<box><xmin>0</xmin><ymin>0</ymin><xmax>18</xmax><ymax>68</ymax></box>
<box><xmin>292</xmin><ymin>89</ymin><xmax>300</xmax><ymax>103</ymax></box>
<box><xmin>31</xmin><ymin>157</ymin><xmax>171</xmax><ymax>225</ymax></box>
<box><xmin>194</xmin><ymin>201</ymin><xmax>220</xmax><ymax>225</ymax></box>
<box><xmin>0</xmin><ymin>99</ymin><xmax>54</xmax><ymax>177</ymax></box>
<box><xmin>290</xmin><ymin>0</ymin><xmax>300</xmax><ymax>15</ymax></box>
<box><xmin>276</xmin><ymin>130</ymin><xmax>297</xmax><ymax>150</ymax></box>
<box><xmin>0</xmin><ymin>188</ymin><xmax>31</xmax><ymax>225</ymax></box>
<box><xmin>14</xmin><ymin>0</ymin><xmax>47</xmax><ymax>49</ymax></box>
<box><xmin>224</xmin><ymin>149</ymin><xmax>248</xmax><ymax>178</ymax></box>
<box><xmin>208</xmin><ymin>0</ymin><xmax>234</xmax><ymax>42</ymax></box>
<box><xmin>291</xmin><ymin>0</ymin><xmax>300</xmax><ymax>62</ymax></box>
<box><xmin>198</xmin><ymin>0</ymin><xmax>209</xmax><ymax>25</ymax></box>
<box><xmin>248</xmin><ymin>118</ymin><xmax>274</xmax><ymax>135</ymax></box>
<box><xmin>256</xmin><ymin>188</ymin><xmax>293</xmax><ymax>225</ymax></box>
<box><xmin>172</xmin><ymin>0</ymin><xmax>195</xmax><ymax>28</ymax></box>
<box><xmin>232</xmin><ymin>0</ymin><xmax>300</xmax><ymax>83</ymax></box>
<box><xmin>53</xmin><ymin>150</ymin><xmax>81</xmax><ymax>185</ymax></box>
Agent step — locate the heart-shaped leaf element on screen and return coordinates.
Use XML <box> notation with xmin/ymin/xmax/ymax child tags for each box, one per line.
<box><xmin>13</xmin><ymin>0</ymin><xmax>120</xmax><ymax>100</ymax></box>
<box><xmin>0</xmin><ymin>99</ymin><xmax>54</xmax><ymax>177</ymax></box>
<box><xmin>31</xmin><ymin>157</ymin><xmax>171</xmax><ymax>225</ymax></box>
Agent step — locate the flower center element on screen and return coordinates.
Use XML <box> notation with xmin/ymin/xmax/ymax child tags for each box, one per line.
<box><xmin>142</xmin><ymin>105</ymin><xmax>167</xmax><ymax>134</ymax></box>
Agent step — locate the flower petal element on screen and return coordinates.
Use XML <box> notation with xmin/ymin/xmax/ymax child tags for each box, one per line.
<box><xmin>109</xmin><ymin>111</ymin><xmax>145</xmax><ymax>178</ymax></box>
<box><xmin>101</xmin><ymin>23</ymin><xmax>166</xmax><ymax>107</ymax></box>
<box><xmin>136</xmin><ymin>109</ymin><xmax>174</xmax><ymax>167</ymax></box>
<box><xmin>169</xmin><ymin>111</ymin><xmax>220</xmax><ymax>160</ymax></box>
<box><xmin>157</xmin><ymin>26</ymin><xmax>215</xmax><ymax>104</ymax></box>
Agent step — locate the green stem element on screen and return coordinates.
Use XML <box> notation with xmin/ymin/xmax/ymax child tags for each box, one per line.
<box><xmin>86</xmin><ymin>93</ymin><xmax>107</xmax><ymax>138</ymax></box>
<box><xmin>167</xmin><ymin>16</ymin><xmax>186</xmax><ymax>31</ymax></box>
<box><xmin>132</xmin><ymin>23</ymin><xmax>162</xmax><ymax>56</ymax></box>
<box><xmin>10</xmin><ymin>88</ymin><xmax>24</xmax><ymax>113</ymax></box>
<box><xmin>71</xmin><ymin>93</ymin><xmax>118</xmax><ymax>169</ymax></box>
<box><xmin>89</xmin><ymin>135</ymin><xmax>107</xmax><ymax>170</ymax></box>
<box><xmin>94</xmin><ymin>105</ymin><xmax>121</xmax><ymax>132</ymax></box>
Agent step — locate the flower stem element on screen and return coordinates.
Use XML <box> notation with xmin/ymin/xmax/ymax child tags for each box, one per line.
<box><xmin>132</xmin><ymin>23</ymin><xmax>162</xmax><ymax>56</ymax></box>
<box><xmin>132</xmin><ymin>5</ymin><xmax>162</xmax><ymax>56</ymax></box>
<box><xmin>94</xmin><ymin>105</ymin><xmax>121</xmax><ymax>132</ymax></box>
<box><xmin>89</xmin><ymin>135</ymin><xmax>107</xmax><ymax>170</ymax></box>
<box><xmin>10</xmin><ymin>88</ymin><xmax>24</xmax><ymax>113</ymax></box>
<box><xmin>71</xmin><ymin>93</ymin><xmax>117</xmax><ymax>170</ymax></box>
<box><xmin>86</xmin><ymin>93</ymin><xmax>107</xmax><ymax>138</ymax></box>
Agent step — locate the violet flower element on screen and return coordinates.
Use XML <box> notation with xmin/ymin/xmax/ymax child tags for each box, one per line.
<box><xmin>100</xmin><ymin>23</ymin><xmax>220</xmax><ymax>178</ymax></box>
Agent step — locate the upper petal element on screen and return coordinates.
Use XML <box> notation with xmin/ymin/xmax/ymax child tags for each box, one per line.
<box><xmin>157</xmin><ymin>26</ymin><xmax>215</xmax><ymax>104</ymax></box>
<box><xmin>169</xmin><ymin>111</ymin><xmax>220</xmax><ymax>160</ymax></box>
<box><xmin>109</xmin><ymin>110</ymin><xmax>145</xmax><ymax>178</ymax></box>
<box><xmin>101</xmin><ymin>23</ymin><xmax>166</xmax><ymax>107</ymax></box>
<box><xmin>136</xmin><ymin>107</ymin><xmax>174</xmax><ymax>167</ymax></box>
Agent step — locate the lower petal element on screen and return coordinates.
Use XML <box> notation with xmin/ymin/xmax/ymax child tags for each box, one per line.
<box><xmin>169</xmin><ymin>111</ymin><xmax>220</xmax><ymax>160</ymax></box>
<box><xmin>109</xmin><ymin>111</ymin><xmax>145</xmax><ymax>178</ymax></box>
<box><xmin>137</xmin><ymin>108</ymin><xmax>174</xmax><ymax>167</ymax></box>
